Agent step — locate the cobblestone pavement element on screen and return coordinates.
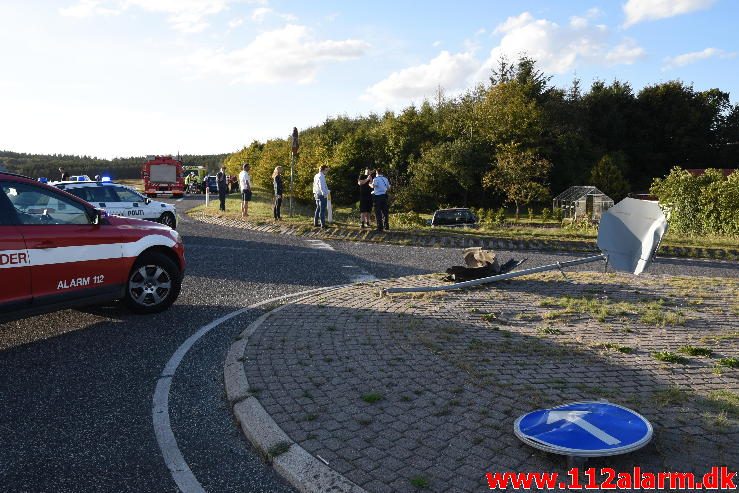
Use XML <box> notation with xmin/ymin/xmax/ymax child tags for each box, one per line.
<box><xmin>241</xmin><ymin>272</ymin><xmax>738</xmax><ymax>492</ymax></box>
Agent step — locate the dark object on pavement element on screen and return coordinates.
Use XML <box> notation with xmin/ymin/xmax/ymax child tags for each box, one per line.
<box><xmin>444</xmin><ymin>247</ymin><xmax>526</xmax><ymax>282</ymax></box>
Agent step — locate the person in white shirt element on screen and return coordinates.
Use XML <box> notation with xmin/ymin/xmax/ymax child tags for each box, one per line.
<box><xmin>370</xmin><ymin>168</ymin><xmax>391</xmax><ymax>231</ymax></box>
<box><xmin>238</xmin><ymin>163</ymin><xmax>252</xmax><ymax>218</ymax></box>
<box><xmin>312</xmin><ymin>165</ymin><xmax>330</xmax><ymax>228</ymax></box>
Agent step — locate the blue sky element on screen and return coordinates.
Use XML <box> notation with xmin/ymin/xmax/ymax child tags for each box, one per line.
<box><xmin>1</xmin><ymin>0</ymin><xmax>737</xmax><ymax>158</ymax></box>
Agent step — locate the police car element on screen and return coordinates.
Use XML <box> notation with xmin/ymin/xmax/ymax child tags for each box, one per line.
<box><xmin>0</xmin><ymin>171</ymin><xmax>186</xmax><ymax>321</ymax></box>
<box><xmin>55</xmin><ymin>181</ymin><xmax>178</xmax><ymax>229</ymax></box>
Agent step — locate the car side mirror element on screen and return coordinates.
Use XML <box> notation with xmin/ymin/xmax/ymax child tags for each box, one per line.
<box><xmin>145</xmin><ymin>198</ymin><xmax>151</xmax><ymax>205</ymax></box>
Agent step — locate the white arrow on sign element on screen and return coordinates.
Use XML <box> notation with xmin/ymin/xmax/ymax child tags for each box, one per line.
<box><xmin>546</xmin><ymin>410</ymin><xmax>621</xmax><ymax>446</ymax></box>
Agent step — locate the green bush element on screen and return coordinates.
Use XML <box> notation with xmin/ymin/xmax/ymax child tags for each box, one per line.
<box><xmin>553</xmin><ymin>207</ymin><xmax>564</xmax><ymax>222</ymax></box>
<box><xmin>651</xmin><ymin>167</ymin><xmax>739</xmax><ymax>236</ymax></box>
<box><xmin>564</xmin><ymin>217</ymin><xmax>597</xmax><ymax>232</ymax></box>
<box><xmin>391</xmin><ymin>211</ymin><xmax>428</xmax><ymax>228</ymax></box>
<box><xmin>477</xmin><ymin>209</ymin><xmax>491</xmax><ymax>226</ymax></box>
<box><xmin>527</xmin><ymin>208</ymin><xmax>535</xmax><ymax>222</ymax></box>
<box><xmin>495</xmin><ymin>207</ymin><xmax>507</xmax><ymax>226</ymax></box>
<box><xmin>540</xmin><ymin>207</ymin><xmax>552</xmax><ymax>222</ymax></box>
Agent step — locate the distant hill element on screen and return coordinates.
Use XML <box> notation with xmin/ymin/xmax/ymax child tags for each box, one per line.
<box><xmin>0</xmin><ymin>151</ymin><xmax>230</xmax><ymax>180</ymax></box>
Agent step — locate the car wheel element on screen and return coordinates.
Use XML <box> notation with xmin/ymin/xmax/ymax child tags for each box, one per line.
<box><xmin>124</xmin><ymin>252</ymin><xmax>181</xmax><ymax>314</ymax></box>
<box><xmin>159</xmin><ymin>212</ymin><xmax>176</xmax><ymax>229</ymax></box>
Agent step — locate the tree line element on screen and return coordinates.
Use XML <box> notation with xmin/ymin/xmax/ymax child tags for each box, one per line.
<box><xmin>223</xmin><ymin>57</ymin><xmax>738</xmax><ymax>214</ymax></box>
<box><xmin>0</xmin><ymin>151</ymin><xmax>229</xmax><ymax>180</ymax></box>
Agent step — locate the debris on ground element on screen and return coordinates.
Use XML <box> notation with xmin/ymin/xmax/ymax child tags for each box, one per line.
<box><xmin>444</xmin><ymin>247</ymin><xmax>526</xmax><ymax>282</ymax></box>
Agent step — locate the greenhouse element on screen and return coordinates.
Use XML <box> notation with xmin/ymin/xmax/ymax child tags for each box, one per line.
<box><xmin>553</xmin><ymin>186</ymin><xmax>614</xmax><ymax>222</ymax></box>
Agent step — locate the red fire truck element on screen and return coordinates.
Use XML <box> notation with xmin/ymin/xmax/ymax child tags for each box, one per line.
<box><xmin>142</xmin><ymin>156</ymin><xmax>185</xmax><ymax>198</ymax></box>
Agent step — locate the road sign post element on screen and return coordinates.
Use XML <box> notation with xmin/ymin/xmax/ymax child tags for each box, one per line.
<box><xmin>514</xmin><ymin>401</ymin><xmax>653</xmax><ymax>458</ymax></box>
<box><xmin>289</xmin><ymin>127</ymin><xmax>299</xmax><ymax>217</ymax></box>
<box><xmin>384</xmin><ymin>198</ymin><xmax>668</xmax><ymax>294</ymax></box>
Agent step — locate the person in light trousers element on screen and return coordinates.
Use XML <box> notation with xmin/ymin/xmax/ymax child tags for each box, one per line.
<box><xmin>370</xmin><ymin>168</ymin><xmax>390</xmax><ymax>231</ymax></box>
<box><xmin>312</xmin><ymin>165</ymin><xmax>330</xmax><ymax>228</ymax></box>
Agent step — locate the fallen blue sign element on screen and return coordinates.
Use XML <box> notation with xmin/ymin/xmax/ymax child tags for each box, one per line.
<box><xmin>514</xmin><ymin>401</ymin><xmax>653</xmax><ymax>457</ymax></box>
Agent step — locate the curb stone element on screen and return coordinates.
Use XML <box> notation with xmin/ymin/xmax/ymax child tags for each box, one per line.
<box><xmin>191</xmin><ymin>210</ymin><xmax>739</xmax><ymax>261</ymax></box>
<box><xmin>224</xmin><ymin>296</ymin><xmax>369</xmax><ymax>493</ymax></box>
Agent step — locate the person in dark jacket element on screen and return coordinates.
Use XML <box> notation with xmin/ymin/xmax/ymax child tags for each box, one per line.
<box><xmin>357</xmin><ymin>167</ymin><xmax>374</xmax><ymax>228</ymax></box>
<box><xmin>216</xmin><ymin>166</ymin><xmax>228</xmax><ymax>212</ymax></box>
<box><xmin>272</xmin><ymin>166</ymin><xmax>284</xmax><ymax>220</ymax></box>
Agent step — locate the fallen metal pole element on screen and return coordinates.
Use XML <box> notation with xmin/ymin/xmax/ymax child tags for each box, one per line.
<box><xmin>384</xmin><ymin>254</ymin><xmax>607</xmax><ymax>294</ymax></box>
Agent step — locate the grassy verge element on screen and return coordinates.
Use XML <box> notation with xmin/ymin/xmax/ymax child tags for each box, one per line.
<box><xmin>188</xmin><ymin>189</ymin><xmax>315</xmax><ymax>224</ymax></box>
<box><xmin>187</xmin><ymin>189</ymin><xmax>737</xmax><ymax>251</ymax></box>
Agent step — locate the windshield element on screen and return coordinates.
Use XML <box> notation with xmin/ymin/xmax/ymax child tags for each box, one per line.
<box><xmin>114</xmin><ymin>185</ymin><xmax>146</xmax><ymax>202</ymax></box>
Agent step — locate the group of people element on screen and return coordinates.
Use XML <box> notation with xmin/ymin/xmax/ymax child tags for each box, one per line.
<box><xmin>358</xmin><ymin>167</ymin><xmax>391</xmax><ymax>232</ymax></box>
<box><xmin>214</xmin><ymin>163</ymin><xmax>282</xmax><ymax>221</ymax></box>
<box><xmin>184</xmin><ymin>172</ymin><xmax>201</xmax><ymax>193</ymax></box>
<box><xmin>213</xmin><ymin>162</ymin><xmax>390</xmax><ymax>231</ymax></box>
<box><xmin>312</xmin><ymin>165</ymin><xmax>391</xmax><ymax>231</ymax></box>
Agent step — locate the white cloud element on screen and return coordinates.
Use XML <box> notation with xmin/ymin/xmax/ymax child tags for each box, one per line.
<box><xmin>365</xmin><ymin>11</ymin><xmax>651</xmax><ymax>107</ymax></box>
<box><xmin>569</xmin><ymin>16</ymin><xmax>589</xmax><ymax>29</ymax></box>
<box><xmin>476</xmin><ymin>11</ymin><xmax>644</xmax><ymax>79</ymax></box>
<box><xmin>174</xmin><ymin>24</ymin><xmax>369</xmax><ymax>84</ymax></box>
<box><xmin>59</xmin><ymin>0</ymin><xmax>251</xmax><ymax>32</ymax></box>
<box><xmin>59</xmin><ymin>0</ymin><xmax>121</xmax><ymax>17</ymax></box>
<box><xmin>228</xmin><ymin>17</ymin><xmax>244</xmax><ymax>29</ymax></box>
<box><xmin>662</xmin><ymin>47</ymin><xmax>736</xmax><ymax>70</ymax></box>
<box><xmin>606</xmin><ymin>38</ymin><xmax>646</xmax><ymax>64</ymax></box>
<box><xmin>250</xmin><ymin>6</ymin><xmax>297</xmax><ymax>23</ymax></box>
<box><xmin>363</xmin><ymin>51</ymin><xmax>479</xmax><ymax>106</ymax></box>
<box><xmin>623</xmin><ymin>0</ymin><xmax>715</xmax><ymax>27</ymax></box>
<box><xmin>250</xmin><ymin>7</ymin><xmax>272</xmax><ymax>22</ymax></box>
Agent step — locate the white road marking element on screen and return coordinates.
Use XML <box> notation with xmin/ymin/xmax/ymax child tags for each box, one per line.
<box><xmin>349</xmin><ymin>272</ymin><xmax>378</xmax><ymax>282</ymax></box>
<box><xmin>304</xmin><ymin>240</ymin><xmax>377</xmax><ymax>282</ymax></box>
<box><xmin>341</xmin><ymin>265</ymin><xmax>377</xmax><ymax>282</ymax></box>
<box><xmin>305</xmin><ymin>239</ymin><xmax>335</xmax><ymax>251</ymax></box>
<box><xmin>176</xmin><ymin>198</ymin><xmax>184</xmax><ymax>202</ymax></box>
<box><xmin>152</xmin><ymin>287</ymin><xmax>336</xmax><ymax>493</ymax></box>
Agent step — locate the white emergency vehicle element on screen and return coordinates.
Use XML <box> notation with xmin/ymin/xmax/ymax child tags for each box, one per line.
<box><xmin>55</xmin><ymin>181</ymin><xmax>178</xmax><ymax>229</ymax></box>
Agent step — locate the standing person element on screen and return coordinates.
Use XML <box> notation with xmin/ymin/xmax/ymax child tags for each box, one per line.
<box><xmin>216</xmin><ymin>166</ymin><xmax>228</xmax><ymax>212</ymax></box>
<box><xmin>192</xmin><ymin>172</ymin><xmax>200</xmax><ymax>193</ymax></box>
<box><xmin>238</xmin><ymin>163</ymin><xmax>252</xmax><ymax>218</ymax></box>
<box><xmin>357</xmin><ymin>167</ymin><xmax>374</xmax><ymax>228</ymax></box>
<box><xmin>272</xmin><ymin>166</ymin><xmax>284</xmax><ymax>221</ymax></box>
<box><xmin>370</xmin><ymin>168</ymin><xmax>390</xmax><ymax>232</ymax></box>
<box><xmin>312</xmin><ymin>165</ymin><xmax>330</xmax><ymax>228</ymax></box>
<box><xmin>58</xmin><ymin>167</ymin><xmax>69</xmax><ymax>181</ymax></box>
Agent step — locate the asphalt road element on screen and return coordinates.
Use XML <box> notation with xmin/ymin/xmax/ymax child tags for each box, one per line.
<box><xmin>1</xmin><ymin>195</ymin><xmax>736</xmax><ymax>493</ymax></box>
